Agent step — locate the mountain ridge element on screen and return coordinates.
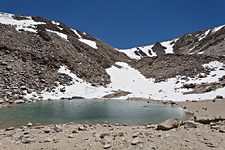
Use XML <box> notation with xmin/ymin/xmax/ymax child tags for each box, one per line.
<box><xmin>0</xmin><ymin>12</ymin><xmax>225</xmax><ymax>102</ymax></box>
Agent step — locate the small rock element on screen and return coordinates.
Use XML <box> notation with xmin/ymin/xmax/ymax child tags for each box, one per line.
<box><xmin>14</xmin><ymin>99</ymin><xmax>25</xmax><ymax>104</ymax></box>
<box><xmin>78</xmin><ymin>126</ymin><xmax>85</xmax><ymax>131</ymax></box>
<box><xmin>22</xmin><ymin>138</ymin><xmax>36</xmax><ymax>144</ymax></box>
<box><xmin>131</xmin><ymin>137</ymin><xmax>141</xmax><ymax>145</ymax></box>
<box><xmin>219</xmin><ymin>129</ymin><xmax>225</xmax><ymax>133</ymax></box>
<box><xmin>103</xmin><ymin>144</ymin><xmax>112</xmax><ymax>149</ymax></box>
<box><xmin>184</xmin><ymin>121</ymin><xmax>197</xmax><ymax>129</ymax></box>
<box><xmin>5</xmin><ymin>127</ymin><xmax>15</xmax><ymax>131</ymax></box>
<box><xmin>0</xmin><ymin>99</ymin><xmax>5</xmax><ymax>104</ymax></box>
<box><xmin>44</xmin><ymin>128</ymin><xmax>51</xmax><ymax>133</ymax></box>
<box><xmin>44</xmin><ymin>138</ymin><xmax>52</xmax><ymax>143</ymax></box>
<box><xmin>72</xmin><ymin>130</ymin><xmax>78</xmax><ymax>134</ymax></box>
<box><xmin>53</xmin><ymin>125</ymin><xmax>62</xmax><ymax>132</ymax></box>
<box><xmin>118</xmin><ymin>132</ymin><xmax>124</xmax><ymax>137</ymax></box>
<box><xmin>27</xmin><ymin>122</ymin><xmax>32</xmax><ymax>127</ymax></box>
<box><xmin>216</xmin><ymin>95</ymin><xmax>223</xmax><ymax>99</ymax></box>
<box><xmin>68</xmin><ymin>134</ymin><xmax>74</xmax><ymax>138</ymax></box>
<box><xmin>132</xmin><ymin>132</ymin><xmax>140</xmax><ymax>138</ymax></box>
<box><xmin>100</xmin><ymin>133</ymin><xmax>110</xmax><ymax>139</ymax></box>
<box><xmin>204</xmin><ymin>141</ymin><xmax>216</xmax><ymax>148</ymax></box>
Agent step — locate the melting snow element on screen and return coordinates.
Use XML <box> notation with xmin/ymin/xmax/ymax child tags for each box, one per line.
<box><xmin>46</xmin><ymin>29</ymin><xmax>68</xmax><ymax>41</ymax></box>
<box><xmin>198</xmin><ymin>29</ymin><xmax>210</xmax><ymax>41</ymax></box>
<box><xmin>72</xmin><ymin>29</ymin><xmax>98</xmax><ymax>49</ymax></box>
<box><xmin>212</xmin><ymin>25</ymin><xmax>225</xmax><ymax>33</ymax></box>
<box><xmin>119</xmin><ymin>39</ymin><xmax>177</xmax><ymax>59</ymax></box>
<box><xmin>26</xmin><ymin>61</ymin><xmax>225</xmax><ymax>101</ymax></box>
<box><xmin>79</xmin><ymin>39</ymin><xmax>98</xmax><ymax>49</ymax></box>
<box><xmin>0</xmin><ymin>12</ymin><xmax>45</xmax><ymax>33</ymax></box>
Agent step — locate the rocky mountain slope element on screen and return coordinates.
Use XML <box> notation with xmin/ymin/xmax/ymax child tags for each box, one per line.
<box><xmin>0</xmin><ymin>12</ymin><xmax>225</xmax><ymax>102</ymax></box>
<box><xmin>120</xmin><ymin>25</ymin><xmax>225</xmax><ymax>59</ymax></box>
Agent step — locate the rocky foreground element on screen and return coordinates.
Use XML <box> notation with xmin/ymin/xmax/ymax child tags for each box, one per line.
<box><xmin>0</xmin><ymin>99</ymin><xmax>225</xmax><ymax>150</ymax></box>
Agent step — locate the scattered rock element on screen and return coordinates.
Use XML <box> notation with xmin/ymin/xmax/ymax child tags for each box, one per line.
<box><xmin>219</xmin><ymin>129</ymin><xmax>225</xmax><ymax>133</ymax></box>
<box><xmin>5</xmin><ymin>127</ymin><xmax>15</xmax><ymax>131</ymax></box>
<box><xmin>78</xmin><ymin>126</ymin><xmax>85</xmax><ymax>131</ymax></box>
<box><xmin>100</xmin><ymin>133</ymin><xmax>110</xmax><ymax>139</ymax></box>
<box><xmin>183</xmin><ymin>121</ymin><xmax>197</xmax><ymax>129</ymax></box>
<box><xmin>68</xmin><ymin>134</ymin><xmax>74</xmax><ymax>138</ymax></box>
<box><xmin>53</xmin><ymin>125</ymin><xmax>62</xmax><ymax>132</ymax></box>
<box><xmin>156</xmin><ymin>119</ymin><xmax>179</xmax><ymax>130</ymax></box>
<box><xmin>103</xmin><ymin>144</ymin><xmax>112</xmax><ymax>149</ymax></box>
<box><xmin>27</xmin><ymin>122</ymin><xmax>32</xmax><ymax>127</ymax></box>
<box><xmin>22</xmin><ymin>138</ymin><xmax>36</xmax><ymax>144</ymax></box>
<box><xmin>44</xmin><ymin>138</ymin><xmax>52</xmax><ymax>143</ymax></box>
<box><xmin>44</xmin><ymin>128</ymin><xmax>51</xmax><ymax>133</ymax></box>
<box><xmin>131</xmin><ymin>137</ymin><xmax>141</xmax><ymax>145</ymax></box>
<box><xmin>216</xmin><ymin>95</ymin><xmax>223</xmax><ymax>99</ymax></box>
<box><xmin>14</xmin><ymin>99</ymin><xmax>25</xmax><ymax>104</ymax></box>
<box><xmin>132</xmin><ymin>132</ymin><xmax>140</xmax><ymax>138</ymax></box>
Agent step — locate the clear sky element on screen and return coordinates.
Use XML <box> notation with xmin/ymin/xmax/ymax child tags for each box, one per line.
<box><xmin>1</xmin><ymin>0</ymin><xmax>225</xmax><ymax>48</ymax></box>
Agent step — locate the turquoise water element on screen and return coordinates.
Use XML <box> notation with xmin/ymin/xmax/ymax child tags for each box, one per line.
<box><xmin>0</xmin><ymin>99</ymin><xmax>187</xmax><ymax>128</ymax></box>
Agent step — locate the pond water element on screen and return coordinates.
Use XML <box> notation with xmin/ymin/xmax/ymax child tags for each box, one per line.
<box><xmin>0</xmin><ymin>99</ymin><xmax>188</xmax><ymax>128</ymax></box>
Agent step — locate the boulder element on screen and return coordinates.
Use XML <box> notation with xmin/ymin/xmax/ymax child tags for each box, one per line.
<box><xmin>156</xmin><ymin>119</ymin><xmax>179</xmax><ymax>130</ymax></box>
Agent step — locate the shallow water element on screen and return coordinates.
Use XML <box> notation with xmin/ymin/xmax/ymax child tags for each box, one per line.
<box><xmin>0</xmin><ymin>99</ymin><xmax>187</xmax><ymax>128</ymax></box>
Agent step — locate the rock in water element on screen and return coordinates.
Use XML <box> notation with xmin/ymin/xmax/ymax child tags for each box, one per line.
<box><xmin>156</xmin><ymin>119</ymin><xmax>179</xmax><ymax>131</ymax></box>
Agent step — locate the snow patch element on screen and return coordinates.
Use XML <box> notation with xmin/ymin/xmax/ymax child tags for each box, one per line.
<box><xmin>0</xmin><ymin>12</ymin><xmax>45</xmax><ymax>33</ymax></box>
<box><xmin>212</xmin><ymin>25</ymin><xmax>225</xmax><ymax>33</ymax></box>
<box><xmin>26</xmin><ymin>61</ymin><xmax>225</xmax><ymax>101</ymax></box>
<box><xmin>79</xmin><ymin>39</ymin><xmax>98</xmax><ymax>49</ymax></box>
<box><xmin>46</xmin><ymin>29</ymin><xmax>68</xmax><ymax>41</ymax></box>
<box><xmin>72</xmin><ymin>29</ymin><xmax>98</xmax><ymax>49</ymax></box>
<box><xmin>198</xmin><ymin>29</ymin><xmax>210</xmax><ymax>41</ymax></box>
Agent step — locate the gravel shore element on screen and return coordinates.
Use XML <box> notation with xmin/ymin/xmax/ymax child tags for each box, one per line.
<box><xmin>0</xmin><ymin>98</ymin><xmax>225</xmax><ymax>150</ymax></box>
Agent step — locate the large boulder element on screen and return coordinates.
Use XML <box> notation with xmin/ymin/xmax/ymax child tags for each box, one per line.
<box><xmin>156</xmin><ymin>119</ymin><xmax>179</xmax><ymax>131</ymax></box>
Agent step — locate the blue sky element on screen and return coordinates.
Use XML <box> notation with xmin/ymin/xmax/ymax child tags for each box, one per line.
<box><xmin>1</xmin><ymin>0</ymin><xmax>225</xmax><ymax>48</ymax></box>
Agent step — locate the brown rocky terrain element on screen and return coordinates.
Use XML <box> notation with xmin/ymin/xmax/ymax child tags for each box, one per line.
<box><xmin>0</xmin><ymin>13</ymin><xmax>130</xmax><ymax>103</ymax></box>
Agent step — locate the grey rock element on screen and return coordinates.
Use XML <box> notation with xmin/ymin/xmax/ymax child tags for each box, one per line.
<box><xmin>53</xmin><ymin>125</ymin><xmax>62</xmax><ymax>132</ymax></box>
<box><xmin>14</xmin><ymin>99</ymin><xmax>25</xmax><ymax>104</ymax></box>
<box><xmin>44</xmin><ymin>138</ymin><xmax>52</xmax><ymax>143</ymax></box>
<box><xmin>131</xmin><ymin>137</ymin><xmax>141</xmax><ymax>145</ymax></box>
<box><xmin>156</xmin><ymin>119</ymin><xmax>179</xmax><ymax>130</ymax></box>
<box><xmin>132</xmin><ymin>132</ymin><xmax>140</xmax><ymax>138</ymax></box>
<box><xmin>103</xmin><ymin>144</ymin><xmax>112</xmax><ymax>149</ymax></box>
<box><xmin>5</xmin><ymin>127</ymin><xmax>15</xmax><ymax>131</ymax></box>
<box><xmin>184</xmin><ymin>121</ymin><xmax>197</xmax><ymax>129</ymax></box>
<box><xmin>27</xmin><ymin>122</ymin><xmax>32</xmax><ymax>127</ymax></box>
<box><xmin>78</xmin><ymin>126</ymin><xmax>85</xmax><ymax>131</ymax></box>
<box><xmin>68</xmin><ymin>134</ymin><xmax>74</xmax><ymax>138</ymax></box>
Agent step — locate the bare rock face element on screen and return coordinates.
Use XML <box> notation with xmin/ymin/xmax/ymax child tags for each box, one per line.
<box><xmin>152</xmin><ymin>42</ymin><xmax>166</xmax><ymax>57</ymax></box>
<box><xmin>156</xmin><ymin>119</ymin><xmax>179</xmax><ymax>130</ymax></box>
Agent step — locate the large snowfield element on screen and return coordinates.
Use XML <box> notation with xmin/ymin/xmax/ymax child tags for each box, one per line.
<box><xmin>26</xmin><ymin>61</ymin><xmax>225</xmax><ymax>101</ymax></box>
